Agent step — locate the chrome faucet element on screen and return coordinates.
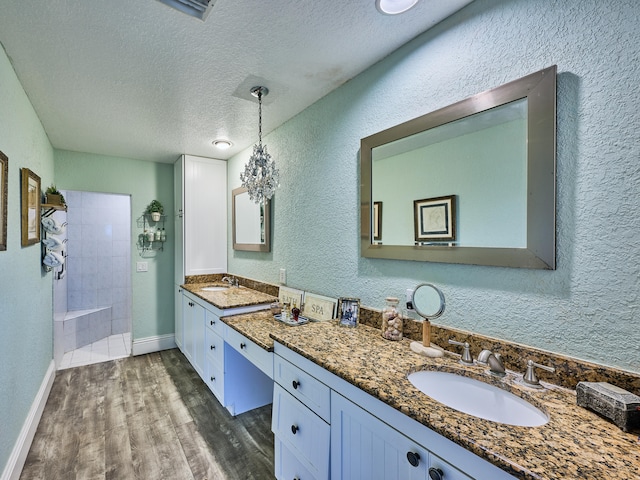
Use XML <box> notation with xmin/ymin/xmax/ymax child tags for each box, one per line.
<box><xmin>221</xmin><ymin>276</ymin><xmax>238</xmax><ymax>287</ymax></box>
<box><xmin>477</xmin><ymin>350</ymin><xmax>506</xmax><ymax>377</ymax></box>
<box><xmin>522</xmin><ymin>359</ymin><xmax>555</xmax><ymax>388</ymax></box>
<box><xmin>448</xmin><ymin>339</ymin><xmax>474</xmax><ymax>366</ymax></box>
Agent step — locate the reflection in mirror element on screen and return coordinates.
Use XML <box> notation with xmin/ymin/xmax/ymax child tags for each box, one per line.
<box><xmin>232</xmin><ymin>186</ymin><xmax>270</xmax><ymax>252</ymax></box>
<box><xmin>361</xmin><ymin>66</ymin><xmax>556</xmax><ymax>269</ymax></box>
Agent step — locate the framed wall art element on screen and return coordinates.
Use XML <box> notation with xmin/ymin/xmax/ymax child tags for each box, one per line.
<box><xmin>414</xmin><ymin>195</ymin><xmax>457</xmax><ymax>243</ymax></box>
<box><xmin>0</xmin><ymin>151</ymin><xmax>7</xmax><ymax>251</ymax></box>
<box><xmin>21</xmin><ymin>167</ymin><xmax>41</xmax><ymax>246</ymax></box>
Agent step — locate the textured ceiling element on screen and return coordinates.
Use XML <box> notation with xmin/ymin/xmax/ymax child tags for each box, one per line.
<box><xmin>0</xmin><ymin>0</ymin><xmax>473</xmax><ymax>163</ymax></box>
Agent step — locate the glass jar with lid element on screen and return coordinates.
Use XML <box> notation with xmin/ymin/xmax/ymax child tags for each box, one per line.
<box><xmin>381</xmin><ymin>297</ymin><xmax>403</xmax><ymax>341</ymax></box>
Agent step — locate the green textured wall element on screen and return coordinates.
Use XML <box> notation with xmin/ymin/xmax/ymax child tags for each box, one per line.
<box><xmin>0</xmin><ymin>46</ymin><xmax>55</xmax><ymax>473</ymax></box>
<box><xmin>228</xmin><ymin>0</ymin><xmax>640</xmax><ymax>373</ymax></box>
<box><xmin>54</xmin><ymin>150</ymin><xmax>174</xmax><ymax>340</ymax></box>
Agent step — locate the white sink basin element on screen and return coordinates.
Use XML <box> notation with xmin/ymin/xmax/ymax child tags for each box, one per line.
<box><xmin>408</xmin><ymin>370</ymin><xmax>548</xmax><ymax>427</ymax></box>
<box><xmin>201</xmin><ymin>286</ymin><xmax>229</xmax><ymax>292</ymax></box>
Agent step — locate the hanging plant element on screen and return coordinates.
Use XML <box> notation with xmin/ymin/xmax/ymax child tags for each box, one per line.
<box><xmin>145</xmin><ymin>199</ymin><xmax>164</xmax><ymax>221</ymax></box>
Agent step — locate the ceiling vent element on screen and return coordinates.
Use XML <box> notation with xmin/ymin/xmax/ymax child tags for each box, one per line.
<box><xmin>156</xmin><ymin>0</ymin><xmax>216</xmax><ymax>21</ymax></box>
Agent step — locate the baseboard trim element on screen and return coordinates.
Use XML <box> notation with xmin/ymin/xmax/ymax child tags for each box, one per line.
<box><xmin>132</xmin><ymin>334</ymin><xmax>176</xmax><ymax>356</ymax></box>
<box><xmin>1</xmin><ymin>360</ymin><xmax>56</xmax><ymax>480</ymax></box>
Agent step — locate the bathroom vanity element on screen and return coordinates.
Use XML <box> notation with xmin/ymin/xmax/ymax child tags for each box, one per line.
<box><xmin>178</xmin><ymin>281</ymin><xmax>640</xmax><ymax>480</ymax></box>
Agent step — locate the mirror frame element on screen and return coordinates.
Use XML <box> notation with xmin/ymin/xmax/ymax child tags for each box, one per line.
<box><xmin>232</xmin><ymin>186</ymin><xmax>271</xmax><ymax>252</ymax></box>
<box><xmin>361</xmin><ymin>65</ymin><xmax>556</xmax><ymax>269</ymax></box>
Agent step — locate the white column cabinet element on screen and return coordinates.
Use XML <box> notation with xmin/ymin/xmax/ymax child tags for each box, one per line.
<box><xmin>174</xmin><ymin>154</ymin><xmax>227</xmax><ymax>284</ymax></box>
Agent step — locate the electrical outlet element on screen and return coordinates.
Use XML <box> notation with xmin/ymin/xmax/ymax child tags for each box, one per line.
<box><xmin>406</xmin><ymin>288</ymin><xmax>415</xmax><ymax>311</ymax></box>
<box><xmin>279</xmin><ymin>268</ymin><xmax>286</xmax><ymax>285</ymax></box>
<box><xmin>136</xmin><ymin>261</ymin><xmax>148</xmax><ymax>272</ymax></box>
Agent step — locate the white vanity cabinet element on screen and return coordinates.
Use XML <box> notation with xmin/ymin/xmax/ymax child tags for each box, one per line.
<box><xmin>174</xmin><ymin>154</ymin><xmax>227</xmax><ymax>284</ymax></box>
<box><xmin>331</xmin><ymin>391</ymin><xmax>471</xmax><ymax>480</ymax></box>
<box><xmin>182</xmin><ymin>291</ymin><xmax>206</xmax><ymax>377</ymax></box>
<box><xmin>274</xmin><ymin>342</ymin><xmax>515</xmax><ymax>480</ymax></box>
<box><xmin>272</xmin><ymin>354</ymin><xmax>331</xmax><ymax>480</ymax></box>
<box><xmin>204</xmin><ymin>309</ymin><xmax>225</xmax><ymax>403</ymax></box>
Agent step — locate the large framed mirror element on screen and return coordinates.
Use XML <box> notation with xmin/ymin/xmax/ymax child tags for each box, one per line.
<box><xmin>232</xmin><ymin>186</ymin><xmax>271</xmax><ymax>252</ymax></box>
<box><xmin>361</xmin><ymin>65</ymin><xmax>556</xmax><ymax>269</ymax></box>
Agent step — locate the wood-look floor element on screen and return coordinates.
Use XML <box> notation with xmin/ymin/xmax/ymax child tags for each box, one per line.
<box><xmin>20</xmin><ymin>349</ymin><xmax>274</xmax><ymax>480</ymax></box>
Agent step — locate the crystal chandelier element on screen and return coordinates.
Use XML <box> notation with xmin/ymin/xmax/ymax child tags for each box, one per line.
<box><xmin>240</xmin><ymin>86</ymin><xmax>280</xmax><ymax>204</ymax></box>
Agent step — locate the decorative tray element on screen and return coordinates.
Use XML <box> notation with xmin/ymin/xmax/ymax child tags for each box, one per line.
<box><xmin>274</xmin><ymin>314</ymin><xmax>309</xmax><ymax>326</ymax></box>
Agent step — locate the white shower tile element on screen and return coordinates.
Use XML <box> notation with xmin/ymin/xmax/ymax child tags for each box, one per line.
<box><xmin>112</xmin><ymin>222</ymin><xmax>130</xmax><ymax>242</ymax></box>
<box><xmin>112</xmin><ymin>240</ymin><xmax>130</xmax><ymax>257</ymax></box>
<box><xmin>81</xmin><ymin>224</ymin><xmax>98</xmax><ymax>244</ymax></box>
<box><xmin>64</xmin><ymin>190</ymin><xmax>82</xmax><ymax>207</ymax></box>
<box><xmin>97</xmin><ymin>288</ymin><xmax>113</xmax><ymax>306</ymax></box>
<box><xmin>67</xmin><ymin>290</ymin><xmax>82</xmax><ymax>311</ymax></box>
<box><xmin>81</xmin><ymin>256</ymin><xmax>97</xmax><ymax>275</ymax></box>
<box><xmin>81</xmin><ymin>290</ymin><xmax>97</xmax><ymax>309</ymax></box>
<box><xmin>83</xmin><ymin>273</ymin><xmax>98</xmax><ymax>291</ymax></box>
<box><xmin>82</xmin><ymin>192</ymin><xmax>101</xmax><ymax>209</ymax></box>
<box><xmin>81</xmin><ymin>240</ymin><xmax>98</xmax><ymax>258</ymax></box>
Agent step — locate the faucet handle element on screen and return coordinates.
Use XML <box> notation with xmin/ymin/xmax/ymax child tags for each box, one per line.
<box><xmin>448</xmin><ymin>339</ymin><xmax>474</xmax><ymax>365</ymax></box>
<box><xmin>523</xmin><ymin>359</ymin><xmax>555</xmax><ymax>386</ymax></box>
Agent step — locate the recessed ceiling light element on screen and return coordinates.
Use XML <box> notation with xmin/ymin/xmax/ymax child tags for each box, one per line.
<box><xmin>376</xmin><ymin>0</ymin><xmax>419</xmax><ymax>15</ymax></box>
<box><xmin>212</xmin><ymin>140</ymin><xmax>232</xmax><ymax>150</ymax></box>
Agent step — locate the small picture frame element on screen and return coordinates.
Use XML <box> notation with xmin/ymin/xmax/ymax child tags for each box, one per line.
<box><xmin>414</xmin><ymin>195</ymin><xmax>456</xmax><ymax>243</ymax></box>
<box><xmin>373</xmin><ymin>201</ymin><xmax>382</xmax><ymax>241</ymax></box>
<box><xmin>0</xmin><ymin>151</ymin><xmax>7</xmax><ymax>251</ymax></box>
<box><xmin>338</xmin><ymin>297</ymin><xmax>360</xmax><ymax>328</ymax></box>
<box><xmin>21</xmin><ymin>168</ymin><xmax>41</xmax><ymax>246</ymax></box>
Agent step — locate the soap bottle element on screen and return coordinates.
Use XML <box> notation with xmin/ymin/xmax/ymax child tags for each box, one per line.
<box><xmin>382</xmin><ymin>297</ymin><xmax>403</xmax><ymax>341</ymax></box>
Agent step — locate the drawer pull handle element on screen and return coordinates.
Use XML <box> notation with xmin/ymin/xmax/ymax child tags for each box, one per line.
<box><xmin>210</xmin><ymin>320</ymin><xmax>215</xmax><ymax>325</ymax></box>
<box><xmin>291</xmin><ymin>424</ymin><xmax>299</xmax><ymax>435</ymax></box>
<box><xmin>240</xmin><ymin>342</ymin><xmax>246</xmax><ymax>349</ymax></box>
<box><xmin>428</xmin><ymin>467</ymin><xmax>444</xmax><ymax>480</ymax></box>
<box><xmin>210</xmin><ymin>376</ymin><xmax>215</xmax><ymax>382</ymax></box>
<box><xmin>292</xmin><ymin>380</ymin><xmax>300</xmax><ymax>390</ymax></box>
<box><xmin>210</xmin><ymin>345</ymin><xmax>215</xmax><ymax>350</ymax></box>
<box><xmin>406</xmin><ymin>451</ymin><xmax>420</xmax><ymax>467</ymax></box>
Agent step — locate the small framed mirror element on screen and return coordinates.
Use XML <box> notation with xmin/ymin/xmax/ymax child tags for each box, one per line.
<box><xmin>232</xmin><ymin>186</ymin><xmax>271</xmax><ymax>252</ymax></box>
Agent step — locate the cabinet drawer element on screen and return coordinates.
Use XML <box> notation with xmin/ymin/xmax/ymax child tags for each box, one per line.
<box><xmin>205</xmin><ymin>326</ymin><xmax>224</xmax><ymax>365</ymax></box>
<box><xmin>225</xmin><ymin>326</ymin><xmax>273</xmax><ymax>378</ymax></box>
<box><xmin>206</xmin><ymin>356</ymin><xmax>224</xmax><ymax>403</ymax></box>
<box><xmin>274</xmin><ymin>354</ymin><xmax>330</xmax><ymax>423</ymax></box>
<box><xmin>272</xmin><ymin>384</ymin><xmax>330</xmax><ymax>479</ymax></box>
<box><xmin>275</xmin><ymin>437</ymin><xmax>319</xmax><ymax>480</ymax></box>
<box><xmin>205</xmin><ymin>309</ymin><xmax>224</xmax><ymax>336</ymax></box>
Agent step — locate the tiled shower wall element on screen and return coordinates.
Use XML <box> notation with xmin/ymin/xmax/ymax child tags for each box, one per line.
<box><xmin>64</xmin><ymin>191</ymin><xmax>131</xmax><ymax>335</ymax></box>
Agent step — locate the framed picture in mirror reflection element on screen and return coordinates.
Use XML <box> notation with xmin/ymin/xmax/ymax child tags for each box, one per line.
<box><xmin>373</xmin><ymin>201</ymin><xmax>382</xmax><ymax>241</ymax></box>
<box><xmin>414</xmin><ymin>195</ymin><xmax>456</xmax><ymax>244</ymax></box>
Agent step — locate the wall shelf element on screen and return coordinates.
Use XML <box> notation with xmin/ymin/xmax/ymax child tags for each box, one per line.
<box><xmin>137</xmin><ymin>213</ymin><xmax>167</xmax><ymax>254</ymax></box>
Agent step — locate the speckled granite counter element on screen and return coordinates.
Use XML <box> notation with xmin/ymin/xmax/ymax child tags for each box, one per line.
<box><xmin>182</xmin><ymin>282</ymin><xmax>277</xmax><ymax>310</ymax></box>
<box><xmin>217</xmin><ymin>313</ymin><xmax>639</xmax><ymax>480</ymax></box>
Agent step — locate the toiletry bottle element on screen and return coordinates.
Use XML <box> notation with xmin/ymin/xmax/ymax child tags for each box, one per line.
<box><xmin>155</xmin><ymin>229</ymin><xmax>162</xmax><ymax>241</ymax></box>
<box><xmin>382</xmin><ymin>297</ymin><xmax>403</xmax><ymax>341</ymax></box>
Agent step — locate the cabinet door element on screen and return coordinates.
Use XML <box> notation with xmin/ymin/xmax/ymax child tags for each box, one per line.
<box><xmin>183</xmin><ymin>155</ymin><xmax>227</xmax><ymax>276</ymax></box>
<box><xmin>192</xmin><ymin>300</ymin><xmax>206</xmax><ymax>378</ymax></box>
<box><xmin>331</xmin><ymin>391</ymin><xmax>429</xmax><ymax>480</ymax></box>
<box><xmin>175</xmin><ymin>284</ymin><xmax>184</xmax><ymax>350</ymax></box>
<box><xmin>182</xmin><ymin>293</ymin><xmax>195</xmax><ymax>363</ymax></box>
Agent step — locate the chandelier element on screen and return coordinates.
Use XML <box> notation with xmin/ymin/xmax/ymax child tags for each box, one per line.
<box><xmin>240</xmin><ymin>86</ymin><xmax>280</xmax><ymax>204</ymax></box>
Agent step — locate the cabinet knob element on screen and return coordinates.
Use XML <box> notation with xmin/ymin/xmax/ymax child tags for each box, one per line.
<box><xmin>428</xmin><ymin>467</ymin><xmax>444</xmax><ymax>480</ymax></box>
<box><xmin>291</xmin><ymin>424</ymin><xmax>299</xmax><ymax>435</ymax></box>
<box><xmin>406</xmin><ymin>451</ymin><xmax>420</xmax><ymax>467</ymax></box>
<box><xmin>210</xmin><ymin>320</ymin><xmax>215</xmax><ymax>325</ymax></box>
<box><xmin>210</xmin><ymin>376</ymin><xmax>215</xmax><ymax>382</ymax></box>
<box><xmin>292</xmin><ymin>380</ymin><xmax>300</xmax><ymax>390</ymax></box>
<box><xmin>210</xmin><ymin>345</ymin><xmax>215</xmax><ymax>350</ymax></box>
<box><xmin>240</xmin><ymin>342</ymin><xmax>246</xmax><ymax>349</ymax></box>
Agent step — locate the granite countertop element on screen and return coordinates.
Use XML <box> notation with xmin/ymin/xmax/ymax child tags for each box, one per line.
<box><xmin>182</xmin><ymin>282</ymin><xmax>277</xmax><ymax>310</ymax></box>
<box><xmin>216</xmin><ymin>312</ymin><xmax>640</xmax><ymax>480</ymax></box>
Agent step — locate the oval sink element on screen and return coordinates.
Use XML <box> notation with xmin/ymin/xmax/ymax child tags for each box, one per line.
<box><xmin>201</xmin><ymin>286</ymin><xmax>229</xmax><ymax>292</ymax></box>
<box><xmin>408</xmin><ymin>370</ymin><xmax>548</xmax><ymax>427</ymax></box>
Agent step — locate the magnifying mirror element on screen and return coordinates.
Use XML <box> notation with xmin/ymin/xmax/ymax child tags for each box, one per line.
<box><xmin>411</xmin><ymin>283</ymin><xmax>445</xmax><ymax>358</ymax></box>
